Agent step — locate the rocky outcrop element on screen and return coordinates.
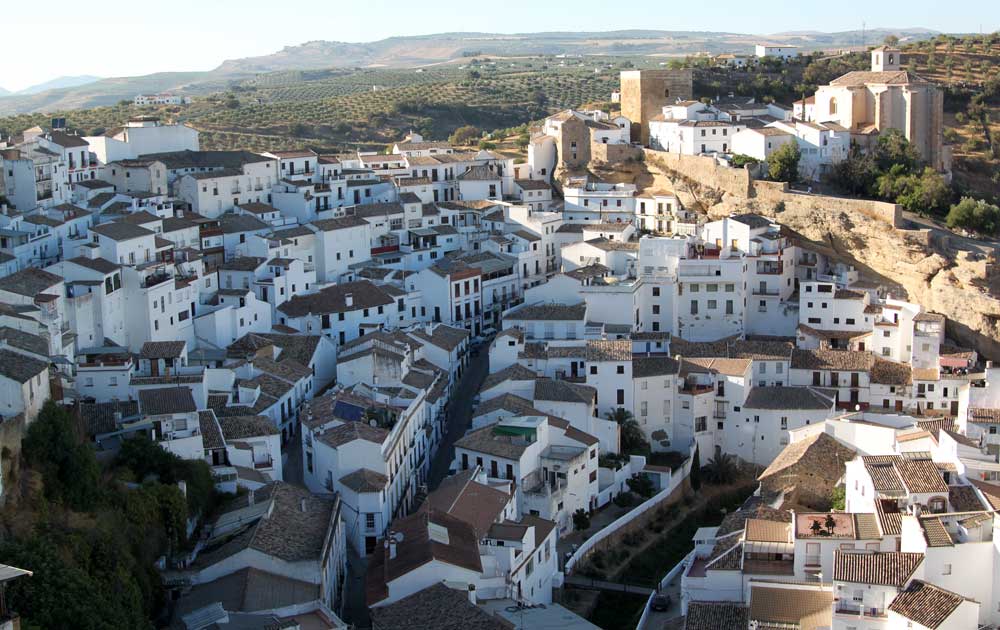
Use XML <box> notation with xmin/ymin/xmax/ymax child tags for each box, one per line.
<box><xmin>635</xmin><ymin>154</ymin><xmax>1000</xmax><ymax>360</ymax></box>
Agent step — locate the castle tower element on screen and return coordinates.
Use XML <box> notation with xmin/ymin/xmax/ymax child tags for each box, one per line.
<box><xmin>619</xmin><ymin>69</ymin><xmax>693</xmax><ymax>145</ymax></box>
<box><xmin>871</xmin><ymin>46</ymin><xmax>901</xmax><ymax>72</ymax></box>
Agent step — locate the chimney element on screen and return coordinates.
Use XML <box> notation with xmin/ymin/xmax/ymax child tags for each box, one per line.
<box><xmin>300</xmin><ymin>498</ymin><xmax>307</xmax><ymax>513</ymax></box>
<box><xmin>388</xmin><ymin>533</ymin><xmax>398</xmax><ymax>559</ymax></box>
<box><xmin>345</xmin><ymin>293</ymin><xmax>354</xmax><ymax>308</ymax></box>
<box><xmin>467</xmin><ymin>584</ymin><xmax>477</xmax><ymax>604</ymax></box>
<box><xmin>425</xmin><ymin>322</ymin><xmax>434</xmax><ymax>335</ymax></box>
<box><xmin>248</xmin><ymin>489</ymin><xmax>255</xmax><ymax>506</ymax></box>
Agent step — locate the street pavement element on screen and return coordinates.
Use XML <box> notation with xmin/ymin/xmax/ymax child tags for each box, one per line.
<box><xmin>425</xmin><ymin>344</ymin><xmax>490</xmax><ymax>491</ymax></box>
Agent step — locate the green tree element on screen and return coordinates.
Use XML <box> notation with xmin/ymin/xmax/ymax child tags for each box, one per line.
<box><xmin>946</xmin><ymin>197</ymin><xmax>1000</xmax><ymax>235</ymax></box>
<box><xmin>626</xmin><ymin>473</ymin><xmax>656</xmax><ymax>499</ymax></box>
<box><xmin>23</xmin><ymin>401</ymin><xmax>100</xmax><ymax>510</ymax></box>
<box><xmin>607</xmin><ymin>408</ymin><xmax>648</xmax><ymax>455</ymax></box>
<box><xmin>572</xmin><ymin>508</ymin><xmax>591</xmax><ymax>531</ymax></box>
<box><xmin>896</xmin><ymin>168</ymin><xmax>952</xmax><ymax>215</ymax></box>
<box><xmin>703</xmin><ymin>453</ymin><xmax>738</xmax><ymax>485</ymax></box>
<box><xmin>768</xmin><ymin>141</ymin><xmax>800</xmax><ymax>183</ymax></box>
<box><xmin>449</xmin><ymin>125</ymin><xmax>480</xmax><ymax>146</ymax></box>
<box><xmin>830</xmin><ymin>486</ymin><xmax>846</xmax><ymax>510</ymax></box>
<box><xmin>873</xmin><ymin>128</ymin><xmax>922</xmax><ymax>173</ymax></box>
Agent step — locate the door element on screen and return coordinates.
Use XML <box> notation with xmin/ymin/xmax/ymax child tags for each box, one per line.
<box><xmin>951</xmin><ymin>400</ymin><xmax>959</xmax><ymax>415</ymax></box>
<box><xmin>895</xmin><ymin>400</ymin><xmax>904</xmax><ymax>412</ymax></box>
<box><xmin>150</xmin><ymin>361</ymin><xmax>159</xmax><ymax>377</ymax></box>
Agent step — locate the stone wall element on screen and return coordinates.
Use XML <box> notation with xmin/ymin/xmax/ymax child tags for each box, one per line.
<box><xmin>591</xmin><ymin>142</ymin><xmax>644</xmax><ymax>166</ymax></box>
<box><xmin>575</xmin><ymin>477</ymin><xmax>689</xmax><ymax>565</ymax></box>
<box><xmin>750</xmin><ymin>180</ymin><xmax>903</xmax><ymax>228</ymax></box>
<box><xmin>620</xmin><ymin>70</ymin><xmax>694</xmax><ymax>145</ymax></box>
<box><xmin>643</xmin><ymin>150</ymin><xmax>752</xmax><ymax>198</ymax></box>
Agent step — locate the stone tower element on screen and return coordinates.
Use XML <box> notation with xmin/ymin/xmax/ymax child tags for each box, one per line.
<box><xmin>620</xmin><ymin>69</ymin><xmax>694</xmax><ymax>145</ymax></box>
<box><xmin>871</xmin><ymin>46</ymin><xmax>901</xmax><ymax>72</ymax></box>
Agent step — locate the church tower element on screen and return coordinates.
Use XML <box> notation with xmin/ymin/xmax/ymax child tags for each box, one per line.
<box><xmin>871</xmin><ymin>46</ymin><xmax>901</xmax><ymax>72</ymax></box>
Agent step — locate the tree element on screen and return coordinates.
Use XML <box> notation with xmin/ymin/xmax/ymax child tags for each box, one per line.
<box><xmin>607</xmin><ymin>409</ymin><xmax>648</xmax><ymax>455</ymax></box>
<box><xmin>690</xmin><ymin>446</ymin><xmax>702</xmax><ymax>490</ymax></box>
<box><xmin>23</xmin><ymin>401</ymin><xmax>101</xmax><ymax>510</ymax></box>
<box><xmin>572</xmin><ymin>508</ymin><xmax>591</xmax><ymax>531</ymax></box>
<box><xmin>946</xmin><ymin>197</ymin><xmax>1000</xmax><ymax>235</ymax></box>
<box><xmin>884</xmin><ymin>35</ymin><xmax>900</xmax><ymax>47</ymax></box>
<box><xmin>626</xmin><ymin>473</ymin><xmax>655</xmax><ymax>499</ymax></box>
<box><xmin>477</xmin><ymin>139</ymin><xmax>497</xmax><ymax>151</ymax></box>
<box><xmin>768</xmin><ymin>141</ymin><xmax>800</xmax><ymax>183</ymax></box>
<box><xmin>830</xmin><ymin>486</ymin><xmax>846</xmax><ymax>510</ymax></box>
<box><xmin>895</xmin><ymin>168</ymin><xmax>952</xmax><ymax>215</ymax></box>
<box><xmin>873</xmin><ymin>128</ymin><xmax>922</xmax><ymax>173</ymax></box>
<box><xmin>824</xmin><ymin>514</ymin><xmax>837</xmax><ymax>534</ymax></box>
<box><xmin>449</xmin><ymin>125</ymin><xmax>480</xmax><ymax>146</ymax></box>
<box><xmin>704</xmin><ymin>453</ymin><xmax>738</xmax><ymax>485</ymax></box>
<box><xmin>810</xmin><ymin>519</ymin><xmax>823</xmax><ymax>536</ymax></box>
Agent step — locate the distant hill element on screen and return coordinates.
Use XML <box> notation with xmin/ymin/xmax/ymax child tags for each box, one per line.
<box><xmin>0</xmin><ymin>28</ymin><xmax>942</xmax><ymax>115</ymax></box>
<box><xmin>15</xmin><ymin>75</ymin><xmax>102</xmax><ymax>95</ymax></box>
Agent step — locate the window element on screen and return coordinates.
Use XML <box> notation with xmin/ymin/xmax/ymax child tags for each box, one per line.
<box><xmin>829</xmin><ymin>97</ymin><xmax>838</xmax><ymax>115</ymax></box>
<box><xmin>690</xmin><ymin>300</ymin><xmax>698</xmax><ymax>315</ymax></box>
<box><xmin>780</xmin><ymin>417</ymin><xmax>788</xmax><ymax>430</ymax></box>
<box><xmin>942</xmin><ymin>564</ymin><xmax>952</xmax><ymax>575</ymax></box>
<box><xmin>616</xmin><ymin>365</ymin><xmax>625</xmax><ymax>375</ymax></box>
<box><xmin>695</xmin><ymin>416</ymin><xmax>707</xmax><ymax>432</ymax></box>
<box><xmin>652</xmin><ymin>287</ymin><xmax>660</xmax><ymax>297</ymax></box>
<box><xmin>590</xmin><ymin>366</ymin><xmax>597</xmax><ymax>375</ymax></box>
<box><xmin>366</xmin><ymin>513</ymin><xmax>376</xmax><ymax>529</ymax></box>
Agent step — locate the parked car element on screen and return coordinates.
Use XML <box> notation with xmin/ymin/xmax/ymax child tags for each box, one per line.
<box><xmin>650</xmin><ymin>594</ymin><xmax>672</xmax><ymax>612</ymax></box>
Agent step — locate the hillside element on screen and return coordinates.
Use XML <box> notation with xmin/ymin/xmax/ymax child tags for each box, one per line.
<box><xmin>15</xmin><ymin>75</ymin><xmax>103</xmax><ymax>96</ymax></box>
<box><xmin>0</xmin><ymin>28</ymin><xmax>939</xmax><ymax>115</ymax></box>
<box><xmin>0</xmin><ymin>58</ymin><xmax>635</xmax><ymax>153</ymax></box>
<box><xmin>900</xmin><ymin>34</ymin><xmax>1000</xmax><ymax>202</ymax></box>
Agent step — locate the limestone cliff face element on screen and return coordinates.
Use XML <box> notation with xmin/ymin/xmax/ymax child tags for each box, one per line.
<box><xmin>756</xmin><ymin>202</ymin><xmax>1000</xmax><ymax>360</ymax></box>
<box><xmin>630</xmin><ymin>153</ymin><xmax>1000</xmax><ymax>359</ymax></box>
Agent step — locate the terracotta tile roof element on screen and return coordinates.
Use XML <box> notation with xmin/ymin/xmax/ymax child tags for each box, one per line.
<box><xmin>919</xmin><ymin>516</ymin><xmax>954</xmax><ymax>547</ymax></box>
<box><xmin>833</xmin><ymin>550</ymin><xmax>923</xmax><ymax>586</ymax></box>
<box><xmin>481</xmin><ymin>363</ymin><xmax>537</xmax><ymax>391</ymax></box>
<box><xmin>876</xmin><ymin>498</ymin><xmax>903</xmax><ymax>535</ymax></box>
<box><xmin>791</xmin><ymin>349</ymin><xmax>875</xmax><ymax>372</ymax></box>
<box><xmin>744</xmin><ymin>386</ymin><xmax>835</xmax><ymax>410</ymax></box>
<box><xmin>316</xmin><ymin>421</ymin><xmax>388</xmax><ymax>448</ymax></box>
<box><xmin>888</xmin><ymin>580</ymin><xmax>966</xmax><ymax>629</ymax></box>
<box><xmin>339</xmin><ymin>468</ymin><xmax>389</xmax><ymax>493</ymax></box>
<box><xmin>830</xmin><ymin>70</ymin><xmax>927</xmax><ymax>86</ymax></box>
<box><xmin>366</xmin><ymin>508</ymin><xmax>482</xmax><ymax>605</ymax></box>
<box><xmin>863</xmin><ymin>454</ymin><xmax>947</xmax><ymax>496</ymax></box>
<box><xmin>278</xmin><ymin>280</ymin><xmax>394</xmax><ymax>317</ymax></box>
<box><xmin>504</xmin><ymin>301</ymin><xmax>587</xmax><ymax>322</ymax></box>
<box><xmin>969</xmin><ymin>408</ymin><xmax>1000</xmax><ymax>424</ymax></box>
<box><xmin>369</xmin><ymin>583</ymin><xmax>509</xmax><ymax>630</ymax></box>
<box><xmin>198</xmin><ymin>410</ymin><xmax>224</xmax><ymax>450</ymax></box>
<box><xmin>745</xmin><ymin>518</ymin><xmax>790</xmax><ymax>543</ymax></box>
<box><xmin>140</xmin><ymin>340</ymin><xmax>186</xmax><ymax>359</ymax></box>
<box><xmin>684</xmin><ymin>602</ymin><xmax>748</xmax><ymax>630</ymax></box>
<box><xmin>749</xmin><ymin>586</ymin><xmax>832</xmax><ymax>630</ymax></box>
<box><xmin>871</xmin><ymin>357</ymin><xmax>912</xmax><ymax>385</ymax></box>
<box><xmin>138</xmin><ymin>386</ymin><xmax>196</xmax><ymax>415</ymax></box>
<box><xmin>219</xmin><ymin>414</ymin><xmax>279</xmax><ymax>440</ymax></box>
<box><xmin>426</xmin><ymin>469</ymin><xmax>510</xmax><ymax>538</ymax></box>
<box><xmin>534</xmin><ymin>378</ymin><xmax>595</xmax><ymax>404</ymax></box>
<box><xmin>455</xmin><ymin>423</ymin><xmax>535</xmax><ymax>460</ymax></box>
<box><xmin>969</xmin><ymin>479</ymin><xmax>1000</xmax><ymax>510</ymax></box>
<box><xmin>758</xmin><ymin>432</ymin><xmax>855</xmax><ymax>485</ymax></box>
<box><xmin>586</xmin><ymin>339</ymin><xmax>632</xmax><ymax>361</ymax></box>
<box><xmin>633</xmin><ymin>356</ymin><xmax>681</xmax><ymax>378</ymax></box>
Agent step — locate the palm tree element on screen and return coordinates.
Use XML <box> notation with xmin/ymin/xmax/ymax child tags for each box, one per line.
<box><xmin>704</xmin><ymin>453</ymin><xmax>738</xmax><ymax>485</ymax></box>
<box><xmin>606</xmin><ymin>408</ymin><xmax>648</xmax><ymax>455</ymax></box>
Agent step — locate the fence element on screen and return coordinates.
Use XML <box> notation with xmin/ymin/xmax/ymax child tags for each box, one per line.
<box><xmin>635</xmin><ymin>549</ymin><xmax>695</xmax><ymax>629</ymax></box>
<box><xmin>565</xmin><ymin>443</ymin><xmax>696</xmax><ymax>575</ymax></box>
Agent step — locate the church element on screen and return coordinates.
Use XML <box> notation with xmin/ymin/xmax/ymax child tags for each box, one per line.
<box><xmin>806</xmin><ymin>46</ymin><xmax>950</xmax><ymax>174</ymax></box>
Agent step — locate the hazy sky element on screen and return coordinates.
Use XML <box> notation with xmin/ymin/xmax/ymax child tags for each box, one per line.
<box><xmin>3</xmin><ymin>0</ymin><xmax>998</xmax><ymax>91</ymax></box>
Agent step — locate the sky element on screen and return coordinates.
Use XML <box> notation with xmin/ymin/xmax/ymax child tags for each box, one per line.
<box><xmin>2</xmin><ymin>0</ymin><xmax>998</xmax><ymax>92</ymax></box>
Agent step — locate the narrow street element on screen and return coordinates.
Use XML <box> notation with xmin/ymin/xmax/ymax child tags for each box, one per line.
<box><xmin>426</xmin><ymin>344</ymin><xmax>490</xmax><ymax>491</ymax></box>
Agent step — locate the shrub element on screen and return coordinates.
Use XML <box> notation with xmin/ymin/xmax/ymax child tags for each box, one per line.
<box><xmin>572</xmin><ymin>508</ymin><xmax>591</xmax><ymax>531</ymax></box>
<box><xmin>946</xmin><ymin>196</ymin><xmax>1000</xmax><ymax>235</ymax></box>
<box><xmin>768</xmin><ymin>141</ymin><xmax>800</xmax><ymax>183</ymax></box>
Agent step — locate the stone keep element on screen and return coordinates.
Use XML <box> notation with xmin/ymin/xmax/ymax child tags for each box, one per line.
<box><xmin>620</xmin><ymin>69</ymin><xmax>694</xmax><ymax>145</ymax></box>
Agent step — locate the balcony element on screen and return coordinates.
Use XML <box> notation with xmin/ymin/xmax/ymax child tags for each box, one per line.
<box><xmin>253</xmin><ymin>456</ymin><xmax>273</xmax><ymax>470</ymax></box>
<box><xmin>835</xmin><ymin>601</ymin><xmax>886</xmax><ymax>618</ymax></box>
<box><xmin>756</xmin><ymin>262</ymin><xmax>784</xmax><ymax>275</ymax></box>
<box><xmin>752</xmin><ymin>288</ymin><xmax>779</xmax><ymax>296</ymax></box>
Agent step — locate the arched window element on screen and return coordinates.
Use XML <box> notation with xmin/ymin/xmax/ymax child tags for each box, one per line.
<box><xmin>888</xmin><ymin>54</ymin><xmax>895</xmax><ymax>65</ymax></box>
<box><xmin>664</xmin><ymin>88</ymin><xmax>670</xmax><ymax>98</ymax></box>
<box><xmin>829</xmin><ymin>97</ymin><xmax>838</xmax><ymax>115</ymax></box>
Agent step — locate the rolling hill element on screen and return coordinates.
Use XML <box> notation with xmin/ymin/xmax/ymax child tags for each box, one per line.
<box><xmin>0</xmin><ymin>28</ymin><xmax>940</xmax><ymax>115</ymax></box>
